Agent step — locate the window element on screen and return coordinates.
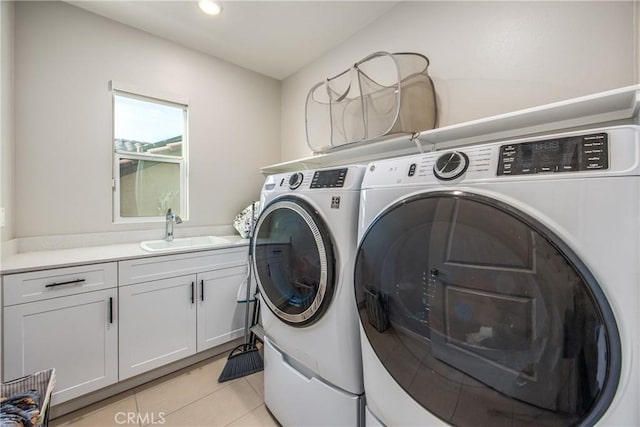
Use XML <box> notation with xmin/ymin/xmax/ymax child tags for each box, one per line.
<box><xmin>112</xmin><ymin>87</ymin><xmax>188</xmax><ymax>223</ymax></box>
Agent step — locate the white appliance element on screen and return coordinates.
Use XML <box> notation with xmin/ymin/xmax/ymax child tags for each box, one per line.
<box><xmin>354</xmin><ymin>126</ymin><xmax>639</xmax><ymax>426</ymax></box>
<box><xmin>254</xmin><ymin>165</ymin><xmax>366</xmax><ymax>426</ymax></box>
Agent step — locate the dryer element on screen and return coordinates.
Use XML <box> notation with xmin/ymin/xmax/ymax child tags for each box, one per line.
<box><xmin>254</xmin><ymin>165</ymin><xmax>366</xmax><ymax>426</ymax></box>
<box><xmin>354</xmin><ymin>126</ymin><xmax>639</xmax><ymax>426</ymax></box>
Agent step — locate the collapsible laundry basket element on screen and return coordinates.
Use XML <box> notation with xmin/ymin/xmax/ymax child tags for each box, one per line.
<box><xmin>305</xmin><ymin>52</ymin><xmax>437</xmax><ymax>153</ymax></box>
<box><xmin>1</xmin><ymin>369</ymin><xmax>56</xmax><ymax>427</ymax></box>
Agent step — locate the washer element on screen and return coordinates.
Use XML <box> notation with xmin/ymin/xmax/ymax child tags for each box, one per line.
<box><xmin>354</xmin><ymin>125</ymin><xmax>639</xmax><ymax>426</ymax></box>
<box><xmin>254</xmin><ymin>165</ymin><xmax>366</xmax><ymax>426</ymax></box>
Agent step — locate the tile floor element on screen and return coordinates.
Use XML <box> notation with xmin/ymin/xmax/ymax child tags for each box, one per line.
<box><xmin>50</xmin><ymin>352</ymin><xmax>279</xmax><ymax>427</ymax></box>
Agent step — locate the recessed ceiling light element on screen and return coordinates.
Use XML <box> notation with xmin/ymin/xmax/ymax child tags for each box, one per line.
<box><xmin>198</xmin><ymin>0</ymin><xmax>222</xmax><ymax>16</ymax></box>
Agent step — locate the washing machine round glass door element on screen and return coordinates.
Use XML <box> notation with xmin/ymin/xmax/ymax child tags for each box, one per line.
<box><xmin>354</xmin><ymin>190</ymin><xmax>620</xmax><ymax>427</ymax></box>
<box><xmin>253</xmin><ymin>197</ymin><xmax>335</xmax><ymax>326</ymax></box>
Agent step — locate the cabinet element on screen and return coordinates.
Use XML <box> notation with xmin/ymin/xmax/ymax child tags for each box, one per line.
<box><xmin>118</xmin><ymin>275</ymin><xmax>197</xmax><ymax>380</ymax></box>
<box><xmin>2</xmin><ymin>245</ymin><xmax>248</xmax><ymax>401</ymax></box>
<box><xmin>3</xmin><ymin>263</ymin><xmax>118</xmax><ymax>405</ymax></box>
<box><xmin>118</xmin><ymin>247</ymin><xmax>247</xmax><ymax>380</ymax></box>
<box><xmin>197</xmin><ymin>265</ymin><xmax>247</xmax><ymax>351</ymax></box>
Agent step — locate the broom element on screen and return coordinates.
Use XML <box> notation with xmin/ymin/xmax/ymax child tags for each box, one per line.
<box><xmin>218</xmin><ymin>202</ymin><xmax>264</xmax><ymax>382</ymax></box>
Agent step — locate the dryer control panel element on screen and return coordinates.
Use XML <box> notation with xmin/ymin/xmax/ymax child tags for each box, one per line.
<box><xmin>310</xmin><ymin>168</ymin><xmax>348</xmax><ymax>188</ymax></box>
<box><xmin>498</xmin><ymin>132</ymin><xmax>608</xmax><ymax>175</ymax></box>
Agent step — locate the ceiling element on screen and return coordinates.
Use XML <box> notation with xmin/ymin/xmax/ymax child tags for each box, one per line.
<box><xmin>66</xmin><ymin>1</ymin><xmax>399</xmax><ymax>80</ymax></box>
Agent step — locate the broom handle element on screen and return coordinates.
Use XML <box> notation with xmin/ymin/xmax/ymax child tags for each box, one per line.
<box><xmin>243</xmin><ymin>202</ymin><xmax>256</xmax><ymax>345</ymax></box>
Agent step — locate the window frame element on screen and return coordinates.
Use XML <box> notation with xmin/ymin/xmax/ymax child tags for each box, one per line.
<box><xmin>111</xmin><ymin>82</ymin><xmax>189</xmax><ymax>224</ymax></box>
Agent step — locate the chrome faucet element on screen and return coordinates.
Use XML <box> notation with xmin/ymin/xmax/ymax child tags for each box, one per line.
<box><xmin>165</xmin><ymin>208</ymin><xmax>182</xmax><ymax>242</ymax></box>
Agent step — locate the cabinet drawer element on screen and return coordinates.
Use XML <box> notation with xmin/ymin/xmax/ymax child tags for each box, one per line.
<box><xmin>3</xmin><ymin>263</ymin><xmax>118</xmax><ymax>306</ymax></box>
<box><xmin>119</xmin><ymin>247</ymin><xmax>248</xmax><ymax>286</ymax></box>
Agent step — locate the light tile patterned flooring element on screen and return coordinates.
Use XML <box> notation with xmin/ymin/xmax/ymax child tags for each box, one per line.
<box><xmin>51</xmin><ymin>352</ymin><xmax>279</xmax><ymax>427</ymax></box>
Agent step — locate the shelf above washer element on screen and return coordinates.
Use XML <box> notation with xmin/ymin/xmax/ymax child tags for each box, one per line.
<box><xmin>261</xmin><ymin>84</ymin><xmax>640</xmax><ymax>175</ymax></box>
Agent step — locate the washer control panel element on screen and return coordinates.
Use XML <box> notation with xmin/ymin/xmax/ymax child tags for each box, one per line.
<box><xmin>498</xmin><ymin>132</ymin><xmax>608</xmax><ymax>175</ymax></box>
<box><xmin>310</xmin><ymin>168</ymin><xmax>348</xmax><ymax>188</ymax></box>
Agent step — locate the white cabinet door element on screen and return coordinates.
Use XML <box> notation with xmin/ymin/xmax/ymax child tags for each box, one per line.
<box><xmin>119</xmin><ymin>275</ymin><xmax>197</xmax><ymax>380</ymax></box>
<box><xmin>3</xmin><ymin>289</ymin><xmax>118</xmax><ymax>405</ymax></box>
<box><xmin>197</xmin><ymin>266</ymin><xmax>247</xmax><ymax>351</ymax></box>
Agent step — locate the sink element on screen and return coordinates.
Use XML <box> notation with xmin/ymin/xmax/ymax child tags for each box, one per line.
<box><xmin>140</xmin><ymin>235</ymin><xmax>233</xmax><ymax>253</ymax></box>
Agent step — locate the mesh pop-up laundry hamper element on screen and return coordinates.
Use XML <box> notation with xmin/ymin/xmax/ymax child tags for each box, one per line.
<box><xmin>305</xmin><ymin>52</ymin><xmax>437</xmax><ymax>153</ymax></box>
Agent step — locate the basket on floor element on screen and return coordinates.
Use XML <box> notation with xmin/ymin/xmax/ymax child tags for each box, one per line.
<box><xmin>305</xmin><ymin>51</ymin><xmax>437</xmax><ymax>153</ymax></box>
<box><xmin>1</xmin><ymin>369</ymin><xmax>56</xmax><ymax>427</ymax></box>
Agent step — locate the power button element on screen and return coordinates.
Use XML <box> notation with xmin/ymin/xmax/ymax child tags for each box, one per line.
<box><xmin>408</xmin><ymin>163</ymin><xmax>417</xmax><ymax>177</ymax></box>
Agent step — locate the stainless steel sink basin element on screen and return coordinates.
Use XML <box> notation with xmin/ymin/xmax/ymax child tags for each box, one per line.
<box><xmin>140</xmin><ymin>235</ymin><xmax>233</xmax><ymax>253</ymax></box>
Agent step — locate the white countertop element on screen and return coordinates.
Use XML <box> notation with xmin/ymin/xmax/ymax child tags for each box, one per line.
<box><xmin>0</xmin><ymin>235</ymin><xmax>249</xmax><ymax>275</ymax></box>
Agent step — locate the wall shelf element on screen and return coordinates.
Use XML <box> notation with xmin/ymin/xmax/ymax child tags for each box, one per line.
<box><xmin>261</xmin><ymin>84</ymin><xmax>640</xmax><ymax>175</ymax></box>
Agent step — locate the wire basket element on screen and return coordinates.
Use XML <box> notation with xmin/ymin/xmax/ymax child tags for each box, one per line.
<box><xmin>305</xmin><ymin>52</ymin><xmax>437</xmax><ymax>153</ymax></box>
<box><xmin>1</xmin><ymin>369</ymin><xmax>56</xmax><ymax>427</ymax></box>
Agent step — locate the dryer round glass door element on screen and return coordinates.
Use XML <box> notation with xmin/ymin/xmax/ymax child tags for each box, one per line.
<box><xmin>253</xmin><ymin>197</ymin><xmax>335</xmax><ymax>326</ymax></box>
<box><xmin>354</xmin><ymin>190</ymin><xmax>620</xmax><ymax>427</ymax></box>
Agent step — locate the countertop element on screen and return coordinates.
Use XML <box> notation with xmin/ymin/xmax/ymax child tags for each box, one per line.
<box><xmin>0</xmin><ymin>235</ymin><xmax>249</xmax><ymax>275</ymax></box>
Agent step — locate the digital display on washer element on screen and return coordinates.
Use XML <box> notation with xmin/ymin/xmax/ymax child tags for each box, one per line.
<box><xmin>310</xmin><ymin>168</ymin><xmax>348</xmax><ymax>188</ymax></box>
<box><xmin>498</xmin><ymin>132</ymin><xmax>608</xmax><ymax>175</ymax></box>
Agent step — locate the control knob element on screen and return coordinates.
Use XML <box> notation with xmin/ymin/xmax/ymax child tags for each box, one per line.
<box><xmin>289</xmin><ymin>172</ymin><xmax>304</xmax><ymax>190</ymax></box>
<box><xmin>433</xmin><ymin>151</ymin><xmax>469</xmax><ymax>181</ymax></box>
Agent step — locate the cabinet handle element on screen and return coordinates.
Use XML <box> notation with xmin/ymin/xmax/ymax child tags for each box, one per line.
<box><xmin>200</xmin><ymin>280</ymin><xmax>204</xmax><ymax>301</ymax></box>
<box><xmin>109</xmin><ymin>297</ymin><xmax>113</xmax><ymax>324</ymax></box>
<box><xmin>191</xmin><ymin>282</ymin><xmax>195</xmax><ymax>304</ymax></box>
<box><xmin>45</xmin><ymin>278</ymin><xmax>86</xmax><ymax>288</ymax></box>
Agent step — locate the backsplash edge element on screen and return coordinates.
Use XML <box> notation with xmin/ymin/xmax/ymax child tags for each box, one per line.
<box><xmin>12</xmin><ymin>225</ymin><xmax>238</xmax><ymax>253</ymax></box>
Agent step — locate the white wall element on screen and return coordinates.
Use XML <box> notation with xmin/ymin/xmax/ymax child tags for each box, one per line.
<box><xmin>636</xmin><ymin>0</ymin><xmax>640</xmax><ymax>85</ymax></box>
<box><xmin>0</xmin><ymin>0</ymin><xmax>14</xmax><ymax>387</ymax></box>
<box><xmin>1</xmin><ymin>0</ymin><xmax>14</xmax><ymax>243</ymax></box>
<box><xmin>14</xmin><ymin>1</ymin><xmax>281</xmax><ymax>237</ymax></box>
<box><xmin>282</xmin><ymin>1</ymin><xmax>638</xmax><ymax>161</ymax></box>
